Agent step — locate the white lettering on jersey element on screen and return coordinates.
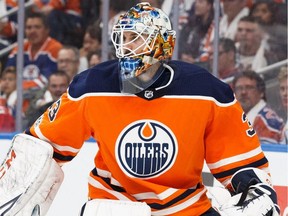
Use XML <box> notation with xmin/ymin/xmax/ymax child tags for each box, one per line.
<box><xmin>116</xmin><ymin>120</ymin><xmax>178</xmax><ymax>179</ymax></box>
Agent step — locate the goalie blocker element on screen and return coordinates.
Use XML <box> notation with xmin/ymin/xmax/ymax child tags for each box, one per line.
<box><xmin>0</xmin><ymin>134</ymin><xmax>64</xmax><ymax>216</ymax></box>
<box><xmin>210</xmin><ymin>168</ymin><xmax>280</xmax><ymax>216</ymax></box>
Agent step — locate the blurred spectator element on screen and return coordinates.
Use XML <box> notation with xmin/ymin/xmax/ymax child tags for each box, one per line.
<box><xmin>0</xmin><ymin>66</ymin><xmax>16</xmax><ymax>132</ymax></box>
<box><xmin>161</xmin><ymin>0</ymin><xmax>194</xmax><ymax>30</ymax></box>
<box><xmin>249</xmin><ymin>0</ymin><xmax>287</xmax><ymax>67</ymax></box>
<box><xmin>0</xmin><ymin>97</ymin><xmax>14</xmax><ymax>132</ymax></box>
<box><xmin>25</xmin><ymin>70</ymin><xmax>70</xmax><ymax>127</ymax></box>
<box><xmin>232</xmin><ymin>70</ymin><xmax>284</xmax><ymax>144</ymax></box>
<box><xmin>0</xmin><ymin>66</ymin><xmax>16</xmax><ymax>116</ymax></box>
<box><xmin>95</xmin><ymin>0</ymin><xmax>127</xmax><ymax>37</ymax></box>
<box><xmin>274</xmin><ymin>1</ymin><xmax>287</xmax><ymax>26</ymax></box>
<box><xmin>0</xmin><ymin>0</ymin><xmax>17</xmax><ymax>50</ymax></box>
<box><xmin>79</xmin><ymin>24</ymin><xmax>102</xmax><ymax>72</ymax></box>
<box><xmin>277</xmin><ymin>66</ymin><xmax>288</xmax><ymax>122</ymax></box>
<box><xmin>33</xmin><ymin>0</ymin><xmax>84</xmax><ymax>48</ymax></box>
<box><xmin>0</xmin><ymin>66</ymin><xmax>38</xmax><ymax>129</ymax></box>
<box><xmin>277</xmin><ymin>66</ymin><xmax>288</xmax><ymax>144</ymax></box>
<box><xmin>34</xmin><ymin>70</ymin><xmax>70</xmax><ymax>108</ymax></box>
<box><xmin>235</xmin><ymin>16</ymin><xmax>267</xmax><ymax>71</ymax></box>
<box><xmin>178</xmin><ymin>0</ymin><xmax>214</xmax><ymax>64</ymax></box>
<box><xmin>87</xmin><ymin>49</ymin><xmax>102</xmax><ymax>68</ymax></box>
<box><xmin>208</xmin><ymin>37</ymin><xmax>239</xmax><ymax>80</ymax></box>
<box><xmin>5</xmin><ymin>11</ymin><xmax>62</xmax><ymax>90</ymax></box>
<box><xmin>80</xmin><ymin>0</ymin><xmax>101</xmax><ymax>29</ymax></box>
<box><xmin>57</xmin><ymin>45</ymin><xmax>80</xmax><ymax>81</ymax></box>
<box><xmin>219</xmin><ymin>0</ymin><xmax>249</xmax><ymax>41</ymax></box>
<box><xmin>0</xmin><ymin>0</ymin><xmax>8</xmax><ymax>49</ymax></box>
<box><xmin>264</xmin><ymin>24</ymin><xmax>287</xmax><ymax>66</ymax></box>
<box><xmin>249</xmin><ymin>0</ymin><xmax>277</xmax><ymax>27</ymax></box>
<box><xmin>94</xmin><ymin>0</ymin><xmax>133</xmax><ymax>60</ymax></box>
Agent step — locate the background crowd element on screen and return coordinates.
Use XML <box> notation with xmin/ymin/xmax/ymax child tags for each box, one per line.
<box><xmin>0</xmin><ymin>0</ymin><xmax>287</xmax><ymax>144</ymax></box>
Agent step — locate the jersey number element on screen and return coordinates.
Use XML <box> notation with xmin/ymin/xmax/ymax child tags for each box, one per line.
<box><xmin>242</xmin><ymin>113</ymin><xmax>256</xmax><ymax>137</ymax></box>
<box><xmin>48</xmin><ymin>100</ymin><xmax>61</xmax><ymax>122</ymax></box>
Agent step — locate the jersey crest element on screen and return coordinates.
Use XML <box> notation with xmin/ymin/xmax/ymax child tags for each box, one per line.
<box><xmin>116</xmin><ymin>120</ymin><xmax>178</xmax><ymax>179</ymax></box>
<box><xmin>23</xmin><ymin>65</ymin><xmax>40</xmax><ymax>80</ymax></box>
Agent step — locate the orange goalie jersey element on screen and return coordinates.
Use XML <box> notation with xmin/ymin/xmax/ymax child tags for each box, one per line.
<box><xmin>26</xmin><ymin>60</ymin><xmax>269</xmax><ymax>215</ymax></box>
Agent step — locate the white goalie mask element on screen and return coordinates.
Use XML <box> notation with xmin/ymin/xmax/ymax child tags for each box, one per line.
<box><xmin>111</xmin><ymin>2</ymin><xmax>176</xmax><ymax>94</ymax></box>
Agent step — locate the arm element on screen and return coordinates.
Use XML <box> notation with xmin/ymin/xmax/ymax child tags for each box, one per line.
<box><xmin>205</xmin><ymin>95</ymin><xmax>279</xmax><ymax>215</ymax></box>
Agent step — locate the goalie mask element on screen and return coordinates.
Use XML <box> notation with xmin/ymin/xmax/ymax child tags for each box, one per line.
<box><xmin>111</xmin><ymin>2</ymin><xmax>176</xmax><ymax>94</ymax></box>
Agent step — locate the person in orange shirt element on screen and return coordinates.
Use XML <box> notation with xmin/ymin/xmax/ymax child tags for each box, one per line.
<box><xmin>0</xmin><ymin>3</ymin><xmax>280</xmax><ymax>216</ymax></box>
<box><xmin>0</xmin><ymin>0</ymin><xmax>18</xmax><ymax>49</ymax></box>
<box><xmin>5</xmin><ymin>12</ymin><xmax>62</xmax><ymax>90</ymax></box>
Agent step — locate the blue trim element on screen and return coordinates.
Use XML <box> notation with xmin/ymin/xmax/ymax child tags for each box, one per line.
<box><xmin>0</xmin><ymin>132</ymin><xmax>17</xmax><ymax>140</ymax></box>
<box><xmin>87</xmin><ymin>137</ymin><xmax>96</xmax><ymax>142</ymax></box>
<box><xmin>0</xmin><ymin>133</ymin><xmax>287</xmax><ymax>153</ymax></box>
<box><xmin>261</xmin><ymin>143</ymin><xmax>288</xmax><ymax>152</ymax></box>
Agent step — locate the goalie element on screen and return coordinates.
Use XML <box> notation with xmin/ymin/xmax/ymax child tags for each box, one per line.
<box><xmin>0</xmin><ymin>2</ymin><xmax>280</xmax><ymax>216</ymax></box>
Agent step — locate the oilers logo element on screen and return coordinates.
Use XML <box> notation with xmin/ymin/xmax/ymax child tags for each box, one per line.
<box><xmin>116</xmin><ymin>120</ymin><xmax>178</xmax><ymax>179</ymax></box>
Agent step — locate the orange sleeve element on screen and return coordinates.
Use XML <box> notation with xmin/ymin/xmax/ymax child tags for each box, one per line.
<box><xmin>29</xmin><ymin>92</ymin><xmax>92</xmax><ymax>163</ymax></box>
<box><xmin>46</xmin><ymin>38</ymin><xmax>63</xmax><ymax>59</ymax></box>
<box><xmin>205</xmin><ymin>100</ymin><xmax>269</xmax><ymax>185</ymax></box>
<box><xmin>0</xmin><ymin>22</ymin><xmax>16</xmax><ymax>37</ymax></box>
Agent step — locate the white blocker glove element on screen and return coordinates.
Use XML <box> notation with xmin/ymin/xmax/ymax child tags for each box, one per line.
<box><xmin>210</xmin><ymin>168</ymin><xmax>280</xmax><ymax>216</ymax></box>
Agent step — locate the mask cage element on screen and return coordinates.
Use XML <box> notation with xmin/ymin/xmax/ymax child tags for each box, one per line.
<box><xmin>111</xmin><ymin>24</ymin><xmax>158</xmax><ymax>58</ymax></box>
